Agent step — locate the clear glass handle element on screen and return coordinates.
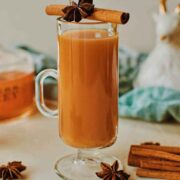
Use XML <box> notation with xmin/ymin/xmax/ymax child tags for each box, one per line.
<box><xmin>35</xmin><ymin>69</ymin><xmax>58</xmax><ymax>118</ymax></box>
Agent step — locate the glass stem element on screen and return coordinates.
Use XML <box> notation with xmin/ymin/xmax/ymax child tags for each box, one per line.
<box><xmin>76</xmin><ymin>149</ymin><xmax>99</xmax><ymax>162</ymax></box>
<box><xmin>76</xmin><ymin>149</ymin><xmax>83</xmax><ymax>161</ymax></box>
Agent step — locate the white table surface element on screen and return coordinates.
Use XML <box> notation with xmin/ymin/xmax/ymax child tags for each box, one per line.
<box><xmin>0</xmin><ymin>113</ymin><xmax>180</xmax><ymax>180</ymax></box>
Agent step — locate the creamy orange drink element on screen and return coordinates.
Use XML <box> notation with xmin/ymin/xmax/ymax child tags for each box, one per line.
<box><xmin>0</xmin><ymin>71</ymin><xmax>34</xmax><ymax>120</ymax></box>
<box><xmin>36</xmin><ymin>2</ymin><xmax>130</xmax><ymax>178</ymax></box>
<box><xmin>58</xmin><ymin>29</ymin><xmax>119</xmax><ymax>148</ymax></box>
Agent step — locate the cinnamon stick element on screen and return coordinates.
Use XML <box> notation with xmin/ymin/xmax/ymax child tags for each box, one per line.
<box><xmin>140</xmin><ymin>160</ymin><xmax>180</xmax><ymax>172</ymax></box>
<box><xmin>45</xmin><ymin>4</ymin><xmax>130</xmax><ymax>24</ymax></box>
<box><xmin>131</xmin><ymin>147</ymin><xmax>180</xmax><ymax>162</ymax></box>
<box><xmin>128</xmin><ymin>152</ymin><xmax>152</xmax><ymax>167</ymax></box>
<box><xmin>128</xmin><ymin>153</ymin><xmax>180</xmax><ymax>167</ymax></box>
<box><xmin>137</xmin><ymin>168</ymin><xmax>180</xmax><ymax>180</ymax></box>
<box><xmin>135</xmin><ymin>145</ymin><xmax>180</xmax><ymax>155</ymax></box>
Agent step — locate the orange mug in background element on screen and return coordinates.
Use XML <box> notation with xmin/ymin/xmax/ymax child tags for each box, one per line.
<box><xmin>36</xmin><ymin>18</ymin><xmax>119</xmax><ymax>180</ymax></box>
<box><xmin>0</xmin><ymin>49</ymin><xmax>35</xmax><ymax>121</ymax></box>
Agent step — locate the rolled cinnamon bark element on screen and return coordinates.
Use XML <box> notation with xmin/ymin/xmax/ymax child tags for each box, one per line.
<box><xmin>137</xmin><ymin>145</ymin><xmax>180</xmax><ymax>155</ymax></box>
<box><xmin>140</xmin><ymin>161</ymin><xmax>180</xmax><ymax>172</ymax></box>
<box><xmin>131</xmin><ymin>147</ymin><xmax>180</xmax><ymax>162</ymax></box>
<box><xmin>128</xmin><ymin>153</ymin><xmax>180</xmax><ymax>167</ymax></box>
<box><xmin>137</xmin><ymin>168</ymin><xmax>180</xmax><ymax>180</ymax></box>
<box><xmin>128</xmin><ymin>153</ymin><xmax>151</xmax><ymax>167</ymax></box>
<box><xmin>45</xmin><ymin>4</ymin><xmax>130</xmax><ymax>24</ymax></box>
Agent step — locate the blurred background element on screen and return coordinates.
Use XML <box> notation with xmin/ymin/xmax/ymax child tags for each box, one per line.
<box><xmin>0</xmin><ymin>0</ymin><xmax>179</xmax><ymax>57</ymax></box>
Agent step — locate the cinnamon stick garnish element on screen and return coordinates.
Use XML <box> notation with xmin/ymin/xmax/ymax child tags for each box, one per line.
<box><xmin>140</xmin><ymin>160</ymin><xmax>180</xmax><ymax>172</ymax></box>
<box><xmin>131</xmin><ymin>146</ymin><xmax>180</xmax><ymax>162</ymax></box>
<box><xmin>137</xmin><ymin>168</ymin><xmax>180</xmax><ymax>180</ymax></box>
<box><xmin>45</xmin><ymin>4</ymin><xmax>130</xmax><ymax>24</ymax></box>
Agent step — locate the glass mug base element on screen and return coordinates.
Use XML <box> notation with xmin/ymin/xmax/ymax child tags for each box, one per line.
<box><xmin>54</xmin><ymin>150</ymin><xmax>122</xmax><ymax>180</ymax></box>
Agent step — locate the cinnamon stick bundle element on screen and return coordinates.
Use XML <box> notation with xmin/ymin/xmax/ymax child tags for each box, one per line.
<box><xmin>46</xmin><ymin>4</ymin><xmax>130</xmax><ymax>24</ymax></box>
<box><xmin>128</xmin><ymin>144</ymin><xmax>180</xmax><ymax>166</ymax></box>
<box><xmin>128</xmin><ymin>144</ymin><xmax>180</xmax><ymax>179</ymax></box>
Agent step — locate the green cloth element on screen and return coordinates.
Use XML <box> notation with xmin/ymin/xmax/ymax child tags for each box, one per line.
<box><xmin>119</xmin><ymin>87</ymin><xmax>180</xmax><ymax>122</ymax></box>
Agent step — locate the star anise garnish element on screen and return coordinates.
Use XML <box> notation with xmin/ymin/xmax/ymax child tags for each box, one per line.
<box><xmin>96</xmin><ymin>160</ymin><xmax>130</xmax><ymax>180</ymax></box>
<box><xmin>0</xmin><ymin>161</ymin><xmax>26</xmax><ymax>180</ymax></box>
<box><xmin>62</xmin><ymin>0</ymin><xmax>94</xmax><ymax>22</ymax></box>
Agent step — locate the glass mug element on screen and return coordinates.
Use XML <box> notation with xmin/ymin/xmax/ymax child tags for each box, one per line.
<box><xmin>36</xmin><ymin>18</ymin><xmax>119</xmax><ymax>179</ymax></box>
<box><xmin>0</xmin><ymin>47</ymin><xmax>35</xmax><ymax>121</ymax></box>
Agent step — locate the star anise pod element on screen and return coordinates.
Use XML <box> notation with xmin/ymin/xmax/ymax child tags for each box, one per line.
<box><xmin>0</xmin><ymin>161</ymin><xmax>26</xmax><ymax>180</ymax></box>
<box><xmin>62</xmin><ymin>0</ymin><xmax>94</xmax><ymax>22</ymax></box>
<box><xmin>96</xmin><ymin>160</ymin><xmax>130</xmax><ymax>180</ymax></box>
